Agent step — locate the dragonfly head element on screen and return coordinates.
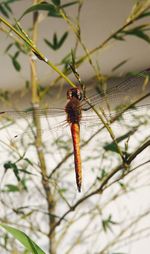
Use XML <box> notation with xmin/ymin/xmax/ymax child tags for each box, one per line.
<box><xmin>67</xmin><ymin>88</ymin><xmax>83</xmax><ymax>101</ymax></box>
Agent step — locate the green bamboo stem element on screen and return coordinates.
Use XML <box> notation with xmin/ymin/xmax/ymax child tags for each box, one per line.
<box><xmin>29</xmin><ymin>2</ymin><xmax>56</xmax><ymax>253</ymax></box>
<box><xmin>0</xmin><ymin>15</ymin><xmax>76</xmax><ymax>88</ymax></box>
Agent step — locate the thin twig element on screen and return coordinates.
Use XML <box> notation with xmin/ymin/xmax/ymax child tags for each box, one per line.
<box><xmin>49</xmin><ymin>138</ymin><xmax>150</xmax><ymax>235</ymax></box>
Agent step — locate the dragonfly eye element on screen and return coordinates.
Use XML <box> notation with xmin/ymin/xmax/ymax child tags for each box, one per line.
<box><xmin>76</xmin><ymin>88</ymin><xmax>83</xmax><ymax>100</ymax></box>
<box><xmin>67</xmin><ymin>88</ymin><xmax>83</xmax><ymax>101</ymax></box>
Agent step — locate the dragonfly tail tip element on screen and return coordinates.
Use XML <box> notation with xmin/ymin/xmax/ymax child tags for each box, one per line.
<box><xmin>77</xmin><ymin>184</ymin><xmax>81</xmax><ymax>192</ymax></box>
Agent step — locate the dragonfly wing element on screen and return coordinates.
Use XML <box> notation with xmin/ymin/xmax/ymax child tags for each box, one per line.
<box><xmin>0</xmin><ymin>107</ymin><xmax>65</xmax><ymax>120</ymax></box>
<box><xmin>0</xmin><ymin>107</ymin><xmax>68</xmax><ymax>142</ymax></box>
<box><xmin>81</xmin><ymin>68</ymin><xmax>150</xmax><ymax>110</ymax></box>
<box><xmin>80</xmin><ymin>103</ymin><xmax>150</xmax><ymax>128</ymax></box>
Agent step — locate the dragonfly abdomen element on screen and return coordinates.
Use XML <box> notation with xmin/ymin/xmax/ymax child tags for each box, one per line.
<box><xmin>70</xmin><ymin>123</ymin><xmax>82</xmax><ymax>192</ymax></box>
<box><xmin>65</xmin><ymin>95</ymin><xmax>82</xmax><ymax>192</ymax></box>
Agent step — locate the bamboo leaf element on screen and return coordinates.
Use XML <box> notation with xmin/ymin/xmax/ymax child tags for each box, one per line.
<box><xmin>44</xmin><ymin>31</ymin><xmax>68</xmax><ymax>50</ymax></box>
<box><xmin>51</xmin><ymin>0</ymin><xmax>60</xmax><ymax>6</ymax></box>
<box><xmin>24</xmin><ymin>158</ymin><xmax>33</xmax><ymax>166</ymax></box>
<box><xmin>0</xmin><ymin>4</ymin><xmax>9</xmax><ymax>17</ymax></box>
<box><xmin>53</xmin><ymin>33</ymin><xmax>58</xmax><ymax>48</ymax></box>
<box><xmin>102</xmin><ymin>215</ymin><xmax>118</xmax><ymax>233</ymax></box>
<box><xmin>57</xmin><ymin>31</ymin><xmax>68</xmax><ymax>48</ymax></box>
<box><xmin>4</xmin><ymin>184</ymin><xmax>20</xmax><ymax>192</ymax></box>
<box><xmin>20</xmin><ymin>3</ymin><xmax>61</xmax><ymax>20</ymax></box>
<box><xmin>5</xmin><ymin>43</ymin><xmax>13</xmax><ymax>53</ymax></box>
<box><xmin>112</xmin><ymin>34</ymin><xmax>125</xmax><ymax>41</ymax></box>
<box><xmin>124</xmin><ymin>26</ymin><xmax>150</xmax><ymax>43</ymax></box>
<box><xmin>0</xmin><ymin>224</ymin><xmax>46</xmax><ymax>254</ymax></box>
<box><xmin>104</xmin><ymin>129</ymin><xmax>137</xmax><ymax>153</ymax></box>
<box><xmin>11</xmin><ymin>56</ymin><xmax>21</xmax><ymax>71</ymax></box>
<box><xmin>47</xmin><ymin>5</ymin><xmax>61</xmax><ymax>17</ymax></box>
<box><xmin>97</xmin><ymin>169</ymin><xmax>107</xmax><ymax>181</ymax></box>
<box><xmin>44</xmin><ymin>38</ymin><xmax>54</xmax><ymax>49</ymax></box>
<box><xmin>112</xmin><ymin>59</ymin><xmax>129</xmax><ymax>72</ymax></box>
<box><xmin>0</xmin><ymin>0</ymin><xmax>19</xmax><ymax>3</ymax></box>
<box><xmin>4</xmin><ymin>2</ymin><xmax>13</xmax><ymax>13</ymax></box>
<box><xmin>4</xmin><ymin>161</ymin><xmax>21</xmax><ymax>181</ymax></box>
<box><xmin>14</xmin><ymin>50</ymin><xmax>20</xmax><ymax>59</ymax></box>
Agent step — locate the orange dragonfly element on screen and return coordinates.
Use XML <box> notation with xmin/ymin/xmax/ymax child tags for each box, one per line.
<box><xmin>0</xmin><ymin>68</ymin><xmax>150</xmax><ymax>192</ymax></box>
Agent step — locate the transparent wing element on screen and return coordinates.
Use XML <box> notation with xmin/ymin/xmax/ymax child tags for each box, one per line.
<box><xmin>81</xmin><ymin>68</ymin><xmax>150</xmax><ymax>110</ymax></box>
<box><xmin>2</xmin><ymin>103</ymin><xmax>150</xmax><ymax>145</ymax></box>
<box><xmin>0</xmin><ymin>107</ymin><xmax>65</xmax><ymax>119</ymax></box>
<box><xmin>1</xmin><ymin>69</ymin><xmax>150</xmax><ymax>119</ymax></box>
<box><xmin>1</xmin><ymin>68</ymin><xmax>150</xmax><ymax>140</ymax></box>
<box><xmin>80</xmin><ymin>103</ymin><xmax>150</xmax><ymax>128</ymax></box>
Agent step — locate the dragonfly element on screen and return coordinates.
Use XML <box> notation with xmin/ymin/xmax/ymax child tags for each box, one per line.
<box><xmin>0</xmin><ymin>68</ymin><xmax>150</xmax><ymax>192</ymax></box>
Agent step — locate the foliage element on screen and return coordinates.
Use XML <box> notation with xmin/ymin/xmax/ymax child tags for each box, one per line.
<box><xmin>0</xmin><ymin>224</ymin><xmax>45</xmax><ymax>254</ymax></box>
<box><xmin>0</xmin><ymin>0</ymin><xmax>150</xmax><ymax>254</ymax></box>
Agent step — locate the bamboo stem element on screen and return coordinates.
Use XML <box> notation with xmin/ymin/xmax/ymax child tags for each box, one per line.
<box><xmin>30</xmin><ymin>1</ymin><xmax>56</xmax><ymax>253</ymax></box>
<box><xmin>0</xmin><ymin>15</ymin><xmax>76</xmax><ymax>88</ymax></box>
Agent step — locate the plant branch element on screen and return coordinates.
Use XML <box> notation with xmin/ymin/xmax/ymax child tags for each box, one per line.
<box><xmin>49</xmin><ymin>92</ymin><xmax>150</xmax><ymax>178</ymax></box>
<box><xmin>0</xmin><ymin>15</ymin><xmax>76</xmax><ymax>88</ymax></box>
<box><xmin>77</xmin><ymin>4</ymin><xmax>150</xmax><ymax>64</ymax></box>
<box><xmin>49</xmin><ymin>138</ymin><xmax>150</xmax><ymax>235</ymax></box>
<box><xmin>30</xmin><ymin>1</ymin><xmax>56</xmax><ymax>253</ymax></box>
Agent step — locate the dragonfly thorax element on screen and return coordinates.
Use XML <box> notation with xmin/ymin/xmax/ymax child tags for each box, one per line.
<box><xmin>65</xmin><ymin>97</ymin><xmax>82</xmax><ymax>124</ymax></box>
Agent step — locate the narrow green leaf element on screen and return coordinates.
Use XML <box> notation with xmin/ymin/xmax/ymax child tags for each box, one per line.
<box><xmin>47</xmin><ymin>5</ymin><xmax>61</xmax><ymax>17</ymax></box>
<box><xmin>14</xmin><ymin>50</ymin><xmax>20</xmax><ymax>59</ymax></box>
<box><xmin>112</xmin><ymin>59</ymin><xmax>129</xmax><ymax>72</ymax></box>
<box><xmin>5</xmin><ymin>184</ymin><xmax>19</xmax><ymax>192</ymax></box>
<box><xmin>137</xmin><ymin>11</ymin><xmax>150</xmax><ymax>19</ymax></box>
<box><xmin>104</xmin><ymin>129</ymin><xmax>137</xmax><ymax>153</ymax></box>
<box><xmin>44</xmin><ymin>38</ymin><xmax>54</xmax><ymax>49</ymax></box>
<box><xmin>99</xmin><ymin>169</ymin><xmax>107</xmax><ymax>180</ymax></box>
<box><xmin>51</xmin><ymin>0</ymin><xmax>60</xmax><ymax>6</ymax></box>
<box><xmin>4</xmin><ymin>161</ymin><xmax>21</xmax><ymax>180</ymax></box>
<box><xmin>104</xmin><ymin>143</ymin><xmax>119</xmax><ymax>153</ymax></box>
<box><xmin>53</xmin><ymin>33</ymin><xmax>58</xmax><ymax>48</ymax></box>
<box><xmin>12</xmin><ymin>57</ymin><xmax>21</xmax><ymax>71</ymax></box>
<box><xmin>124</xmin><ymin>27</ymin><xmax>150</xmax><ymax>43</ymax></box>
<box><xmin>14</xmin><ymin>42</ymin><xmax>29</xmax><ymax>54</ymax></box>
<box><xmin>57</xmin><ymin>31</ymin><xmax>68</xmax><ymax>48</ymax></box>
<box><xmin>1</xmin><ymin>0</ymin><xmax>19</xmax><ymax>4</ymax></box>
<box><xmin>45</xmin><ymin>31</ymin><xmax>68</xmax><ymax>50</ymax></box>
<box><xmin>0</xmin><ymin>4</ymin><xmax>9</xmax><ymax>17</ymax></box>
<box><xmin>4</xmin><ymin>233</ymin><xmax>9</xmax><ymax>249</ymax></box>
<box><xmin>5</xmin><ymin>43</ymin><xmax>13</xmax><ymax>53</ymax></box>
<box><xmin>24</xmin><ymin>158</ymin><xmax>33</xmax><ymax>166</ymax></box>
<box><xmin>119</xmin><ymin>181</ymin><xmax>127</xmax><ymax>191</ymax></box>
<box><xmin>102</xmin><ymin>215</ymin><xmax>118</xmax><ymax>233</ymax></box>
<box><xmin>112</xmin><ymin>34</ymin><xmax>125</xmax><ymax>41</ymax></box>
<box><xmin>20</xmin><ymin>3</ymin><xmax>61</xmax><ymax>20</ymax></box>
<box><xmin>4</xmin><ymin>2</ymin><xmax>13</xmax><ymax>13</ymax></box>
<box><xmin>21</xmin><ymin>178</ymin><xmax>28</xmax><ymax>191</ymax></box>
<box><xmin>20</xmin><ymin>169</ymin><xmax>33</xmax><ymax>175</ymax></box>
<box><xmin>61</xmin><ymin>52</ymin><xmax>72</xmax><ymax>63</ymax></box>
<box><xmin>0</xmin><ymin>223</ymin><xmax>46</xmax><ymax>254</ymax></box>
<box><xmin>59</xmin><ymin>188</ymin><xmax>67</xmax><ymax>193</ymax></box>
